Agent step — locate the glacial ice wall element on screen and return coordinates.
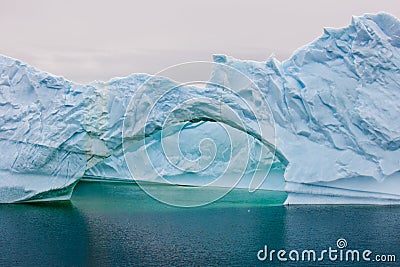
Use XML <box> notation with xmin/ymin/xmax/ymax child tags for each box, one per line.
<box><xmin>210</xmin><ymin>13</ymin><xmax>400</xmax><ymax>204</ymax></box>
<box><xmin>0</xmin><ymin>55</ymin><xmax>156</xmax><ymax>202</ymax></box>
<box><xmin>0</xmin><ymin>12</ymin><xmax>399</xmax><ymax>204</ymax></box>
<box><xmin>0</xmin><ymin>56</ymin><xmax>281</xmax><ymax>202</ymax></box>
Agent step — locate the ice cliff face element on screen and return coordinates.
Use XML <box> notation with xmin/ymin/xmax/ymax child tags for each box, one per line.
<box><xmin>0</xmin><ymin>56</ymin><xmax>281</xmax><ymax>202</ymax></box>
<box><xmin>211</xmin><ymin>13</ymin><xmax>400</xmax><ymax>204</ymax></box>
<box><xmin>0</xmin><ymin>13</ymin><xmax>399</xmax><ymax>204</ymax></box>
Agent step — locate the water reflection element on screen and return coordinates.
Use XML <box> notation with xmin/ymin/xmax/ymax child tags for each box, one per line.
<box><xmin>72</xmin><ymin>181</ymin><xmax>287</xmax><ymax>266</ymax></box>
<box><xmin>283</xmin><ymin>205</ymin><xmax>400</xmax><ymax>266</ymax></box>
<box><xmin>0</xmin><ymin>202</ymin><xmax>88</xmax><ymax>266</ymax></box>
<box><xmin>1</xmin><ymin>182</ymin><xmax>399</xmax><ymax>266</ymax></box>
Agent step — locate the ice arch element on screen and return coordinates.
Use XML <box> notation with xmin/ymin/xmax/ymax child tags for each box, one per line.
<box><xmin>117</xmin><ymin>74</ymin><xmax>289</xmax><ymax>202</ymax></box>
<box><xmin>0</xmin><ymin>54</ymin><xmax>287</xmax><ymax>203</ymax></box>
<box><xmin>121</xmin><ymin>75</ymin><xmax>288</xmax><ymax>166</ymax></box>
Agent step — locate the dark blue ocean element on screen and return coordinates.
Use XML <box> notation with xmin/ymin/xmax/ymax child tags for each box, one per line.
<box><xmin>0</xmin><ymin>181</ymin><xmax>399</xmax><ymax>266</ymax></box>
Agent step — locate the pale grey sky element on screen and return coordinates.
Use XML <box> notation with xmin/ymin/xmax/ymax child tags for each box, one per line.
<box><xmin>0</xmin><ymin>0</ymin><xmax>399</xmax><ymax>83</ymax></box>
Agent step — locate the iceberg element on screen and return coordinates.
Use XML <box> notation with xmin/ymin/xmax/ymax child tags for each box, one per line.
<box><xmin>211</xmin><ymin>13</ymin><xmax>400</xmax><ymax>204</ymax></box>
<box><xmin>0</xmin><ymin>13</ymin><xmax>399</xmax><ymax>204</ymax></box>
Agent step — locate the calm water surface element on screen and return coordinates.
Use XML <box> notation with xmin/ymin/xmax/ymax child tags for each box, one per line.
<box><xmin>0</xmin><ymin>181</ymin><xmax>399</xmax><ymax>266</ymax></box>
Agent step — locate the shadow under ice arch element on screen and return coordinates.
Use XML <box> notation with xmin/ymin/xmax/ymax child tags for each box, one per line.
<box><xmin>121</xmin><ymin>70</ymin><xmax>289</xmax><ymax>159</ymax></box>
<box><xmin>123</xmin><ymin>61</ymin><xmax>290</xmax><ymax>159</ymax></box>
<box><xmin>120</xmin><ymin>67</ymin><xmax>289</xmax><ymax>206</ymax></box>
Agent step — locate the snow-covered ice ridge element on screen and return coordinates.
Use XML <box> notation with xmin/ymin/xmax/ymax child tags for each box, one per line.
<box><xmin>1</xmin><ymin>13</ymin><xmax>400</xmax><ymax>204</ymax></box>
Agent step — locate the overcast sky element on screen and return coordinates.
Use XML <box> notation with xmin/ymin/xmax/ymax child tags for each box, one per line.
<box><xmin>0</xmin><ymin>0</ymin><xmax>399</xmax><ymax>83</ymax></box>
